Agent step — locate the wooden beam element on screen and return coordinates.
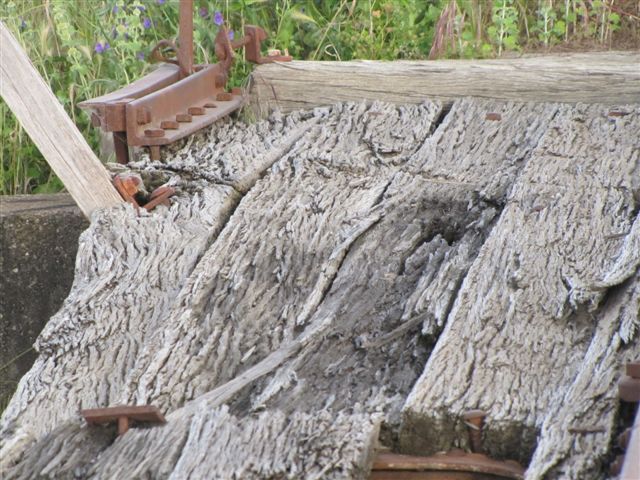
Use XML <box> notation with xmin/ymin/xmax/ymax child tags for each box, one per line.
<box><xmin>0</xmin><ymin>21</ymin><xmax>122</xmax><ymax>218</ymax></box>
<box><xmin>249</xmin><ymin>52</ymin><xmax>640</xmax><ymax>117</ymax></box>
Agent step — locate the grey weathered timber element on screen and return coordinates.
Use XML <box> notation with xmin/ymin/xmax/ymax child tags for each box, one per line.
<box><xmin>248</xmin><ymin>52</ymin><xmax>640</xmax><ymax>117</ymax></box>
<box><xmin>0</xmin><ymin>22</ymin><xmax>123</xmax><ymax>218</ymax></box>
<box><xmin>401</xmin><ymin>103</ymin><xmax>640</xmax><ymax>479</ymax></box>
<box><xmin>0</xmin><ymin>99</ymin><xmax>638</xmax><ymax>479</ymax></box>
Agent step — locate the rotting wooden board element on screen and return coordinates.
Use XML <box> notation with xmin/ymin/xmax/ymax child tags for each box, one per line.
<box><xmin>400</xmin><ymin>103</ymin><xmax>640</xmax><ymax>477</ymax></box>
<box><xmin>248</xmin><ymin>52</ymin><xmax>640</xmax><ymax>117</ymax></box>
<box><xmin>0</xmin><ymin>99</ymin><xmax>638</xmax><ymax>480</ymax></box>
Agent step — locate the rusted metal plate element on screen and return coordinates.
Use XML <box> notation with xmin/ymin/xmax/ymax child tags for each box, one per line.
<box><xmin>124</xmin><ymin>64</ymin><xmax>243</xmax><ymax>147</ymax></box>
<box><xmin>78</xmin><ymin>3</ymin><xmax>289</xmax><ymax>164</ymax></box>
<box><xmin>371</xmin><ymin>452</ymin><xmax>525</xmax><ymax>480</ymax></box>
<box><xmin>81</xmin><ymin>405</ymin><xmax>165</xmax><ymax>424</ymax></box>
<box><xmin>78</xmin><ymin>64</ymin><xmax>180</xmax><ymax>132</ymax></box>
<box><xmin>371</xmin><ymin>472</ymin><xmax>515</xmax><ymax>480</ymax></box>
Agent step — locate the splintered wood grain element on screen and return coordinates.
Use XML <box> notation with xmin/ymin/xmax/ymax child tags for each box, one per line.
<box><xmin>1</xmin><ymin>99</ymin><xmax>637</xmax><ymax>480</ymax></box>
<box><xmin>227</xmin><ymin>99</ymin><xmax>560</xmax><ymax>429</ymax></box>
<box><xmin>249</xmin><ymin>52</ymin><xmax>640</xmax><ymax>117</ymax></box>
<box><xmin>401</xmin><ymin>104</ymin><xmax>640</xmax><ymax>478</ymax></box>
<box><xmin>0</xmin><ymin>117</ymin><xmax>305</xmax><ymax>457</ymax></box>
<box><xmin>4</xmin><ymin>408</ymin><xmax>380</xmax><ymax>480</ymax></box>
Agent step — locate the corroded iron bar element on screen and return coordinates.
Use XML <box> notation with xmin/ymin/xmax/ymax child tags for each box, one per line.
<box><xmin>178</xmin><ymin>0</ymin><xmax>194</xmax><ymax>77</ymax></box>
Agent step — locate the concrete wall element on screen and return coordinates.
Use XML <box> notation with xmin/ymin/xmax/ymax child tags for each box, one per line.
<box><xmin>0</xmin><ymin>194</ymin><xmax>87</xmax><ymax>407</ymax></box>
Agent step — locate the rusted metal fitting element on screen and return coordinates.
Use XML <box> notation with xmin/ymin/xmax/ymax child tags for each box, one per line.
<box><xmin>485</xmin><ymin>113</ymin><xmax>502</xmax><ymax>121</ymax></box>
<box><xmin>112</xmin><ymin>174</ymin><xmax>175</xmax><ymax>212</ymax></box>
<box><xmin>462</xmin><ymin>409</ymin><xmax>486</xmax><ymax>454</ymax></box>
<box><xmin>370</xmin><ymin>451</ymin><xmax>525</xmax><ymax>480</ymax></box>
<box><xmin>79</xmin><ymin>0</ymin><xmax>290</xmax><ymax>165</ymax></box>
<box><xmin>82</xmin><ymin>405</ymin><xmax>165</xmax><ymax>436</ymax></box>
<box><xmin>619</xmin><ymin>361</ymin><xmax>640</xmax><ymax>402</ymax></box>
<box><xmin>144</xmin><ymin>185</ymin><xmax>176</xmax><ymax>211</ymax></box>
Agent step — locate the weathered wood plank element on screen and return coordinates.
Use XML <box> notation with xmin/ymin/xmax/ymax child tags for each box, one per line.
<box><xmin>1</xmin><ymin>99</ymin><xmax>637</xmax><ymax>479</ymax></box>
<box><xmin>0</xmin><ymin>22</ymin><xmax>122</xmax><ymax>217</ymax></box>
<box><xmin>400</xmin><ymin>103</ymin><xmax>640</xmax><ymax>479</ymax></box>
<box><xmin>249</xmin><ymin>52</ymin><xmax>640</xmax><ymax>117</ymax></box>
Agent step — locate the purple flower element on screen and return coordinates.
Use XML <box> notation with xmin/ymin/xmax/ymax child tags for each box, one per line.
<box><xmin>136</xmin><ymin>5</ymin><xmax>146</xmax><ymax>11</ymax></box>
<box><xmin>112</xmin><ymin>5</ymin><xmax>119</xmax><ymax>14</ymax></box>
<box><xmin>19</xmin><ymin>18</ymin><xmax>27</xmax><ymax>30</ymax></box>
<box><xmin>94</xmin><ymin>42</ymin><xmax>105</xmax><ymax>54</ymax></box>
<box><xmin>228</xmin><ymin>30</ymin><xmax>234</xmax><ymax>41</ymax></box>
<box><xmin>213</xmin><ymin>11</ymin><xmax>223</xmax><ymax>26</ymax></box>
<box><xmin>137</xmin><ymin>51</ymin><xmax>145</xmax><ymax>60</ymax></box>
<box><xmin>199</xmin><ymin>6</ymin><xmax>208</xmax><ymax>18</ymax></box>
<box><xmin>143</xmin><ymin>17</ymin><xmax>152</xmax><ymax>29</ymax></box>
<box><xmin>157</xmin><ymin>0</ymin><xmax>165</xmax><ymax>4</ymax></box>
<box><xmin>104</xmin><ymin>42</ymin><xmax>110</xmax><ymax>51</ymax></box>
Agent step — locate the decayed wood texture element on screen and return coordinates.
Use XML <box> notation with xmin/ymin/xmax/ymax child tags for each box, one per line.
<box><xmin>401</xmin><ymin>103</ymin><xmax>640</xmax><ymax>479</ymax></box>
<box><xmin>248</xmin><ymin>52</ymin><xmax>640</xmax><ymax>118</ymax></box>
<box><xmin>0</xmin><ymin>22</ymin><xmax>122</xmax><ymax>217</ymax></box>
<box><xmin>1</xmin><ymin>99</ymin><xmax>638</xmax><ymax>479</ymax></box>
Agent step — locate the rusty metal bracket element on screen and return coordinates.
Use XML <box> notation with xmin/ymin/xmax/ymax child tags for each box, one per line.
<box><xmin>79</xmin><ymin>0</ymin><xmax>290</xmax><ymax>164</ymax></box>
<box><xmin>371</xmin><ymin>450</ymin><xmax>525</xmax><ymax>480</ymax></box>
<box><xmin>82</xmin><ymin>405</ymin><xmax>166</xmax><ymax>436</ymax></box>
<box><xmin>112</xmin><ymin>173</ymin><xmax>175</xmax><ymax>212</ymax></box>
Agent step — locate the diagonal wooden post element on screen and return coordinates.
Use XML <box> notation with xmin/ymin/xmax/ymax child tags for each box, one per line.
<box><xmin>0</xmin><ymin>21</ymin><xmax>123</xmax><ymax>218</ymax></box>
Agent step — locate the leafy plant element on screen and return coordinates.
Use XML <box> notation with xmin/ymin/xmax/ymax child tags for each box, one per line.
<box><xmin>488</xmin><ymin>0</ymin><xmax>520</xmax><ymax>55</ymax></box>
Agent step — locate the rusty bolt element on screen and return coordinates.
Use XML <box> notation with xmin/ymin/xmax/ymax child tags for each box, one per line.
<box><xmin>176</xmin><ymin>113</ymin><xmax>192</xmax><ymax>123</ymax></box>
<box><xmin>160</xmin><ymin>120</ymin><xmax>179</xmax><ymax>130</ymax></box>
<box><xmin>149</xmin><ymin>145</ymin><xmax>161</xmax><ymax>161</ymax></box>
<box><xmin>485</xmin><ymin>113</ymin><xmax>502</xmax><ymax>121</ymax></box>
<box><xmin>204</xmin><ymin>102</ymin><xmax>218</xmax><ymax>108</ymax></box>
<box><xmin>137</xmin><ymin>107</ymin><xmax>151</xmax><ymax>125</ymax></box>
<box><xmin>619</xmin><ymin>375</ymin><xmax>640</xmax><ymax>402</ymax></box>
<box><xmin>216</xmin><ymin>92</ymin><xmax>233</xmax><ymax>101</ymax></box>
<box><xmin>462</xmin><ymin>409</ymin><xmax>486</xmax><ymax>454</ymax></box>
<box><xmin>214</xmin><ymin>74</ymin><xmax>226</xmax><ymax>88</ymax></box>
<box><xmin>608</xmin><ymin>111</ymin><xmax>629</xmax><ymax>117</ymax></box>
<box><xmin>231</xmin><ymin>87</ymin><xmax>242</xmax><ymax>95</ymax></box>
<box><xmin>188</xmin><ymin>106</ymin><xmax>206</xmax><ymax>115</ymax></box>
<box><xmin>144</xmin><ymin>128</ymin><xmax>165</xmax><ymax>138</ymax></box>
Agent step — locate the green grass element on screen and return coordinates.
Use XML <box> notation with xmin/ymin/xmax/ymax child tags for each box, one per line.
<box><xmin>1</xmin><ymin>0</ymin><xmax>638</xmax><ymax>195</ymax></box>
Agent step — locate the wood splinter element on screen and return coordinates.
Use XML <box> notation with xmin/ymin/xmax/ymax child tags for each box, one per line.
<box><xmin>81</xmin><ymin>405</ymin><xmax>166</xmax><ymax>436</ymax></box>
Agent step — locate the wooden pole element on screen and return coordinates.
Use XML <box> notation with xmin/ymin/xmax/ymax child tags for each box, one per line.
<box><xmin>0</xmin><ymin>21</ymin><xmax>122</xmax><ymax>218</ymax></box>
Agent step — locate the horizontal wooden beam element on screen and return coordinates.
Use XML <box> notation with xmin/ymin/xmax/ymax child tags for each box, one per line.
<box><xmin>249</xmin><ymin>52</ymin><xmax>640</xmax><ymax>117</ymax></box>
<box><xmin>0</xmin><ymin>21</ymin><xmax>122</xmax><ymax>218</ymax></box>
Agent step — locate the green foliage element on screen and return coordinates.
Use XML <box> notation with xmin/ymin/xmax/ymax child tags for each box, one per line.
<box><xmin>1</xmin><ymin>0</ymin><xmax>638</xmax><ymax>194</ymax></box>
<box><xmin>488</xmin><ymin>0</ymin><xmax>520</xmax><ymax>55</ymax></box>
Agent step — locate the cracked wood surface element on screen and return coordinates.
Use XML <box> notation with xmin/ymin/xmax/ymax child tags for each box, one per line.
<box><xmin>1</xmin><ymin>99</ymin><xmax>638</xmax><ymax>480</ymax></box>
<box><xmin>248</xmin><ymin>52</ymin><xmax>640</xmax><ymax>118</ymax></box>
<box><xmin>401</xmin><ymin>104</ymin><xmax>640</xmax><ymax>479</ymax></box>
